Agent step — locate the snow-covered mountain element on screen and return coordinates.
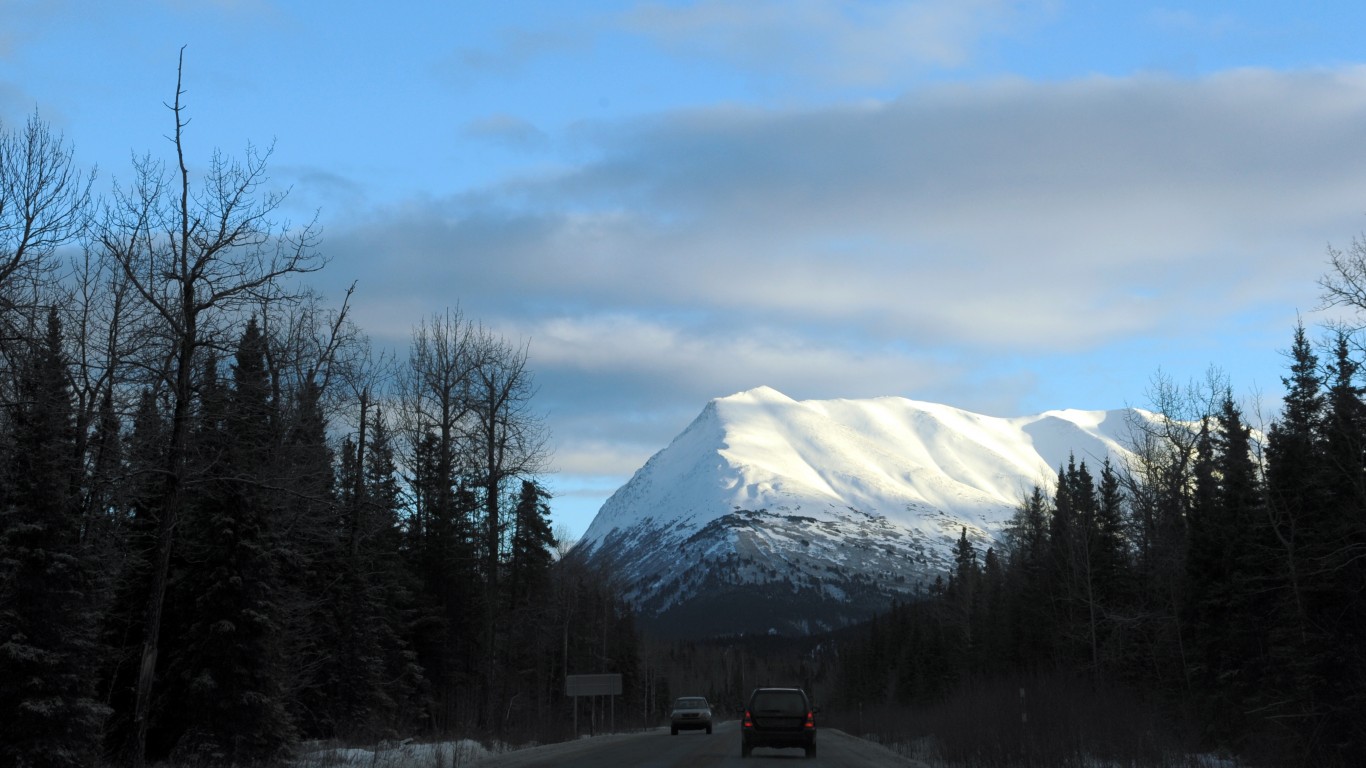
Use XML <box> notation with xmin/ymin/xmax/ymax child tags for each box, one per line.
<box><xmin>574</xmin><ymin>386</ymin><xmax>1150</xmax><ymax>638</ymax></box>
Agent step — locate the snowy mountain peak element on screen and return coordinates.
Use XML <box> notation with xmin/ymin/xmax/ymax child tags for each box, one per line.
<box><xmin>577</xmin><ymin>387</ymin><xmax>1150</xmax><ymax>638</ymax></box>
<box><xmin>723</xmin><ymin>384</ymin><xmax>795</xmax><ymax>404</ymax></box>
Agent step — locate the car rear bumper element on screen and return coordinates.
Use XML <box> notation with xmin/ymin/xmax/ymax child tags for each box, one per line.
<box><xmin>742</xmin><ymin>730</ymin><xmax>814</xmax><ymax>749</ymax></box>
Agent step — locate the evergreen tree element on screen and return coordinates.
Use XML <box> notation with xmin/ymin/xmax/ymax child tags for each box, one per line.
<box><xmin>167</xmin><ymin>318</ymin><xmax>296</xmax><ymax>764</ymax></box>
<box><xmin>1049</xmin><ymin>457</ymin><xmax>1098</xmax><ymax>667</ymax></box>
<box><xmin>973</xmin><ymin>546</ymin><xmax>1009</xmax><ymax>676</ymax></box>
<box><xmin>949</xmin><ymin>526</ymin><xmax>978</xmax><ymax>667</ymax></box>
<box><xmin>360</xmin><ymin>407</ymin><xmax>427</xmax><ymax>736</ymax></box>
<box><xmin>99</xmin><ymin>389</ymin><xmax>167</xmax><ymax>760</ymax></box>
<box><xmin>0</xmin><ymin>308</ymin><xmax>109</xmax><ymax>768</ymax></box>
<box><xmin>305</xmin><ymin>401</ymin><xmax>424</xmax><ymax>741</ymax></box>
<box><xmin>278</xmin><ymin>379</ymin><xmax>348</xmax><ymax>740</ymax></box>
<box><xmin>1092</xmin><ymin>458</ymin><xmax>1129</xmax><ymax>604</ymax></box>
<box><xmin>1089</xmin><ymin>457</ymin><xmax>1140</xmax><ymax>681</ymax></box>
<box><xmin>405</xmin><ymin>430</ymin><xmax>482</xmax><ymax>731</ymax></box>
<box><xmin>1184</xmin><ymin>395</ymin><xmax>1267</xmax><ymax>749</ymax></box>
<box><xmin>1311</xmin><ymin>331</ymin><xmax>1366</xmax><ymax>761</ymax></box>
<box><xmin>507</xmin><ymin>480</ymin><xmax>556</xmax><ymax>611</ymax></box>
<box><xmin>1004</xmin><ymin>486</ymin><xmax>1052</xmax><ymax>669</ymax></box>
<box><xmin>1261</xmin><ymin>324</ymin><xmax>1334</xmax><ymax>749</ymax></box>
<box><xmin>1265</xmin><ymin>322</ymin><xmax>1326</xmax><ymax>623</ymax></box>
<box><xmin>952</xmin><ymin>527</ymin><xmax>978</xmax><ymax>606</ymax></box>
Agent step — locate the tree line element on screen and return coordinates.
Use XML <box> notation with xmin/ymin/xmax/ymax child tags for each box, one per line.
<box><xmin>833</xmin><ymin>313</ymin><xmax>1366</xmax><ymax>765</ymax></box>
<box><xmin>0</xmin><ymin>60</ymin><xmax>639</xmax><ymax>768</ymax></box>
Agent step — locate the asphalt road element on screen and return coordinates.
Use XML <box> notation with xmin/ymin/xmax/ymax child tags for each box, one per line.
<box><xmin>464</xmin><ymin>721</ymin><xmax>931</xmax><ymax>767</ymax></box>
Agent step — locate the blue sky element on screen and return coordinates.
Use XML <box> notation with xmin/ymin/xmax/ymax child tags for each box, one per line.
<box><xmin>6</xmin><ymin>1</ymin><xmax>1366</xmax><ymax>539</ymax></box>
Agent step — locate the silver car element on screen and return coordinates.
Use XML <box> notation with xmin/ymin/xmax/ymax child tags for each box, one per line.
<box><xmin>669</xmin><ymin>696</ymin><xmax>713</xmax><ymax>735</ymax></box>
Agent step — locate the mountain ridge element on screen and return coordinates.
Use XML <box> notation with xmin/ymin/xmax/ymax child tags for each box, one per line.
<box><xmin>576</xmin><ymin>386</ymin><xmax>1150</xmax><ymax>637</ymax></box>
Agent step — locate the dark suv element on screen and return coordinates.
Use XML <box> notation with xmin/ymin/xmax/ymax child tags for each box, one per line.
<box><xmin>740</xmin><ymin>687</ymin><xmax>817</xmax><ymax>758</ymax></box>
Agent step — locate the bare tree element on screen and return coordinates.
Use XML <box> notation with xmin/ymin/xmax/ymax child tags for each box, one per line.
<box><xmin>0</xmin><ymin>111</ymin><xmax>93</xmax><ymax>414</ymax></box>
<box><xmin>1320</xmin><ymin>235</ymin><xmax>1366</xmax><ymax>325</ymax></box>
<box><xmin>94</xmin><ymin>49</ymin><xmax>325</xmax><ymax>767</ymax></box>
<box><xmin>396</xmin><ymin>308</ymin><xmax>482</xmax><ymax>537</ymax></box>
<box><xmin>469</xmin><ymin>327</ymin><xmax>547</xmax><ymax>596</ymax></box>
<box><xmin>465</xmin><ymin>326</ymin><xmax>547</xmax><ymax>732</ymax></box>
<box><xmin>1118</xmin><ymin>368</ymin><xmax>1226</xmax><ymax>692</ymax></box>
<box><xmin>0</xmin><ymin>110</ymin><xmax>92</xmax><ymax>296</ymax></box>
<box><xmin>553</xmin><ymin>522</ymin><xmax>578</xmax><ymax>561</ymax></box>
<box><xmin>65</xmin><ymin>241</ymin><xmax>140</xmax><ymax>534</ymax></box>
<box><xmin>263</xmin><ymin>284</ymin><xmax>358</xmax><ymax>420</ymax></box>
<box><xmin>394</xmin><ymin>310</ymin><xmax>549</xmax><ymax>728</ymax></box>
<box><xmin>393</xmin><ymin>308</ymin><xmax>486</xmax><ymax>728</ymax></box>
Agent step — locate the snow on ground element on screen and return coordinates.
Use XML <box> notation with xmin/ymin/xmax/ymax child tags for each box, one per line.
<box><xmin>295</xmin><ymin>738</ymin><xmax>511</xmax><ymax>766</ymax></box>
<box><xmin>868</xmin><ymin>735</ymin><xmax>1246</xmax><ymax>768</ymax></box>
<box><xmin>297</xmin><ymin>729</ymin><xmax>1243</xmax><ymax>768</ymax></box>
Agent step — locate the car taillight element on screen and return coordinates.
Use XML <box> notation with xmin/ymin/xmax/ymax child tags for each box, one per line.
<box><xmin>742</xmin><ymin>710</ymin><xmax>753</xmax><ymax>728</ymax></box>
<box><xmin>804</xmin><ymin>710</ymin><xmax>814</xmax><ymax>729</ymax></box>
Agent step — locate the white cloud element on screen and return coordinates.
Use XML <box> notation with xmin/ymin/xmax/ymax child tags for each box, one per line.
<box><xmin>513</xmin><ymin>313</ymin><xmax>957</xmax><ymax>392</ymax></box>
<box><xmin>321</xmin><ymin>66</ymin><xmax>1363</xmax><ymax>517</ymax></box>
<box><xmin>621</xmin><ymin>0</ymin><xmax>1043</xmax><ymax>86</ymax></box>
<box><xmin>336</xmin><ymin>67</ymin><xmax>1362</xmax><ymax>348</ymax></box>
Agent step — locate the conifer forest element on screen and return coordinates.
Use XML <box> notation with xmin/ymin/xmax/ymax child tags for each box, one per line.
<box><xmin>3</xmin><ymin>67</ymin><xmax>1366</xmax><ymax>768</ymax></box>
<box><xmin>0</xmin><ymin>75</ymin><xmax>637</xmax><ymax>768</ymax></box>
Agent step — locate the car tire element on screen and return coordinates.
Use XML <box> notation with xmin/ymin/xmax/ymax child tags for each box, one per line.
<box><xmin>671</xmin><ymin>727</ymin><xmax>677</xmax><ymax>735</ymax></box>
<box><xmin>706</xmin><ymin>725</ymin><xmax>712</xmax><ymax>734</ymax></box>
<box><xmin>805</xmin><ymin>744</ymin><xmax>816</xmax><ymax>758</ymax></box>
<box><xmin>741</xmin><ymin>740</ymin><xmax>751</xmax><ymax>758</ymax></box>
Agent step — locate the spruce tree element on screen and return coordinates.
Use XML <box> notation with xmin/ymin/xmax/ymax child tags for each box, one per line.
<box><xmin>99</xmin><ymin>389</ymin><xmax>167</xmax><ymax>760</ymax></box>
<box><xmin>1049</xmin><ymin>457</ymin><xmax>1097</xmax><ymax>666</ymax></box>
<box><xmin>168</xmin><ymin>318</ymin><xmax>295</xmax><ymax>764</ymax></box>
<box><xmin>1004</xmin><ymin>486</ymin><xmax>1052</xmax><ymax>669</ymax></box>
<box><xmin>948</xmin><ymin>527</ymin><xmax>978</xmax><ymax>668</ymax></box>
<box><xmin>974</xmin><ymin>546</ymin><xmax>1008</xmax><ymax>676</ymax></box>
<box><xmin>1092</xmin><ymin>459</ymin><xmax>1128</xmax><ymax>597</ymax></box>
<box><xmin>0</xmin><ymin>309</ymin><xmax>109</xmax><ymax>768</ymax></box>
<box><xmin>405</xmin><ymin>430</ymin><xmax>482</xmax><ymax>730</ymax></box>
<box><xmin>497</xmin><ymin>480</ymin><xmax>557</xmax><ymax>729</ymax></box>
<box><xmin>361</xmin><ymin>407</ymin><xmax>426</xmax><ymax>736</ymax></box>
<box><xmin>1265</xmin><ymin>322</ymin><xmax>1326</xmax><ymax>621</ymax></box>
<box><xmin>1184</xmin><ymin>395</ymin><xmax>1268</xmax><ymax>748</ymax></box>
<box><xmin>306</xmin><ymin>402</ymin><xmax>423</xmax><ymax>741</ymax></box>
<box><xmin>1315</xmin><ymin>331</ymin><xmax>1366</xmax><ymax>761</ymax></box>
<box><xmin>1260</xmin><ymin>324</ymin><xmax>1335</xmax><ymax>751</ymax></box>
<box><xmin>507</xmin><ymin>480</ymin><xmax>556</xmax><ymax>611</ymax></box>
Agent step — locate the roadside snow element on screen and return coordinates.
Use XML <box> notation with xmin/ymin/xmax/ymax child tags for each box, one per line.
<box><xmin>296</xmin><ymin>738</ymin><xmax>512</xmax><ymax>766</ymax></box>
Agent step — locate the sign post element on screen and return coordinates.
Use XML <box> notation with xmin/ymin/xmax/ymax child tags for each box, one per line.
<box><xmin>566</xmin><ymin>674</ymin><xmax>623</xmax><ymax>736</ymax></box>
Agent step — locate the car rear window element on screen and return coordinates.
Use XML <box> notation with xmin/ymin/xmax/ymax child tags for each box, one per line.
<box><xmin>750</xmin><ymin>691</ymin><xmax>806</xmax><ymax>713</ymax></box>
<box><xmin>675</xmin><ymin>698</ymin><xmax>707</xmax><ymax>708</ymax></box>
